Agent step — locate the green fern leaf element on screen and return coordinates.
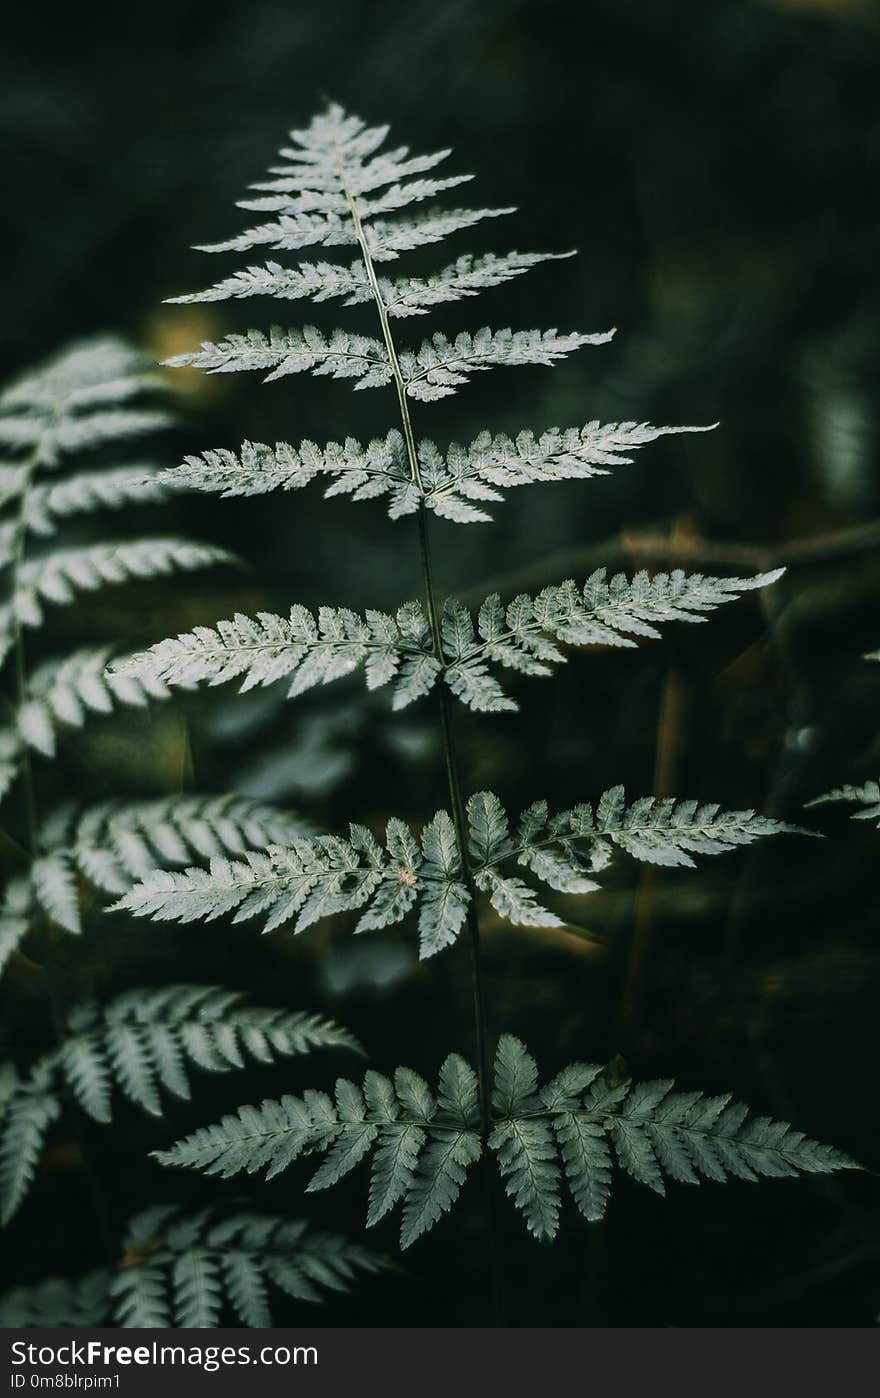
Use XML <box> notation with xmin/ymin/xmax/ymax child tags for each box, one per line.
<box><xmin>154</xmin><ymin>1036</ymin><xmax>858</xmax><ymax>1248</ymax></box>
<box><xmin>116</xmin><ymin>568</ymin><xmax>783</xmax><ymax>716</ymax></box>
<box><xmin>0</xmin><ymin>1269</ymin><xmax>110</xmax><ymax>1327</ymax></box>
<box><xmin>807</xmin><ymin>780</ymin><xmax>880</xmax><ymax>828</ymax></box>
<box><xmin>0</xmin><ymin>1064</ymin><xmax>60</xmax><ymax>1225</ymax></box>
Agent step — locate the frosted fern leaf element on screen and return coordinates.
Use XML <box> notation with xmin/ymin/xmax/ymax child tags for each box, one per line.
<box><xmin>0</xmin><ymin>795</ymin><xmax>311</xmax><ymax>955</ymax></box>
<box><xmin>396</xmin><ymin>326</ymin><xmax>614</xmax><ymax>402</ymax></box>
<box><xmin>167</xmin><ymin>324</ymin><xmax>608</xmax><ymax>399</ymax></box>
<box><xmin>117</xmin><ymin>568</ymin><xmax>782</xmax><ymax>715</ymax></box>
<box><xmin>112</xmin><ymin>600</ymin><xmax>439</xmax><ymax>708</ymax></box>
<box><xmin>166</xmin><ymin>326</ymin><xmax>391</xmax><ymax>387</ymax></box>
<box><xmin>110</xmin><ymin>1204</ymin><xmax>384</xmax><ymax>1327</ymax></box>
<box><xmin>153</xmin><ymin>1054</ymin><xmax>482</xmax><ymax>1250</ymax></box>
<box><xmin>154</xmin><ymin>1035</ymin><xmax>857</xmax><ymax>1249</ymax></box>
<box><xmin>0</xmin><ymin>877</ymin><xmax>30</xmax><ymax>973</ymax></box>
<box><xmin>0</xmin><ymin>988</ymin><xmax>357</xmax><ymax>1224</ymax></box>
<box><xmin>168</xmin><ymin>258</ymin><xmax>370</xmax><ymax>307</ymax></box>
<box><xmin>174</xmin><ymin>251</ymin><xmax>574</xmax><ymax>318</ymax></box>
<box><xmin>166</xmin><ymin>102</ymin><xmax>607</xmax><ymax>414</ymax></box>
<box><xmin>53</xmin><ymin>985</ymin><xmax>359</xmax><ymax>1122</ymax></box>
<box><xmin>413</xmin><ymin>419</ymin><xmax>716</xmax><ymax>523</ymax></box>
<box><xmin>807</xmin><ymin>781</ymin><xmax>880</xmax><ymax>828</ymax></box>
<box><xmin>154</xmin><ymin>432</ymin><xmax>412</xmax><ymax>510</ymax></box>
<box><xmin>113</xmin><ymin>810</ymin><xmax>469</xmax><ymax>958</ymax></box>
<box><xmin>113</xmin><ymin>787</ymin><xmax>799</xmax><ymax>954</ymax></box>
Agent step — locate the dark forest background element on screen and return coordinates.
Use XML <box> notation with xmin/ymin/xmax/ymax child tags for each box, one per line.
<box><xmin>2</xmin><ymin>0</ymin><xmax>879</xmax><ymax>1326</ymax></box>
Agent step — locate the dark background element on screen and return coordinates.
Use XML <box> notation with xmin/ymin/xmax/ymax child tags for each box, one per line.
<box><xmin>2</xmin><ymin>0</ymin><xmax>879</xmax><ymax>1327</ymax></box>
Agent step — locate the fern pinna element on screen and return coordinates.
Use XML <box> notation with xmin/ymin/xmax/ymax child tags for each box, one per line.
<box><xmin>0</xmin><ymin>340</ymin><xmax>375</xmax><ymax>1323</ymax></box>
<box><xmin>117</xmin><ymin>108</ymin><xmax>855</xmax><ymax>1301</ymax></box>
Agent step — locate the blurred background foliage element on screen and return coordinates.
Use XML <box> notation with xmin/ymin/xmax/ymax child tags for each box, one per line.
<box><xmin>1</xmin><ymin>0</ymin><xmax>879</xmax><ymax>1326</ymax></box>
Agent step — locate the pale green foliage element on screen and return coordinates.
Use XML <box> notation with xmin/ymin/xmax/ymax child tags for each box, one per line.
<box><xmin>0</xmin><ymin>1269</ymin><xmax>110</xmax><ymax>1327</ymax></box>
<box><xmin>113</xmin><ymin>810</ymin><xmax>469</xmax><ymax>958</ymax></box>
<box><xmin>112</xmin><ymin>787</ymin><xmax>799</xmax><ymax>954</ymax></box>
<box><xmin>0</xmin><ymin>1061</ymin><xmax>60</xmax><ymax>1226</ymax></box>
<box><xmin>156</xmin><ymin>103</ymin><xmax>714</xmax><ymax>530</ymax></box>
<box><xmin>3</xmin><ymin>646</ymin><xmax>172</xmax><ymax>771</ymax></box>
<box><xmin>167</xmin><ymin>325</ymin><xmax>611</xmax><ymax>399</ymax></box>
<box><xmin>0</xmin><ymin>1205</ymin><xmax>382</xmax><ymax>1328</ymax></box>
<box><xmin>807</xmin><ymin>781</ymin><xmax>880</xmax><ymax>827</ymax></box>
<box><xmin>0</xmin><ymin>338</ymin><xmax>171</xmax><ymax>467</ymax></box>
<box><xmin>109</xmin><ymin>1204</ymin><xmax>384</xmax><ymax>1327</ymax></box>
<box><xmin>22</xmin><ymin>465</ymin><xmax>170</xmax><ymax>535</ymax></box>
<box><xmin>0</xmin><ymin>877</ymin><xmax>30</xmax><ymax>969</ymax></box>
<box><xmin>155</xmin><ymin>1035</ymin><xmax>857</xmax><ymax>1248</ymax></box>
<box><xmin>153</xmin><ymin>1055</ymin><xmax>482</xmax><ymax>1250</ymax></box>
<box><xmin>0</xmin><ymin>538</ymin><xmax>233</xmax><ymax>659</ymax></box>
<box><xmin>0</xmin><ymin>794</ymin><xmax>311</xmax><ymax>958</ymax></box>
<box><xmin>0</xmin><ymin>339</ymin><xmax>232</xmax><ymax>662</ymax></box>
<box><xmin>158</xmin><ymin>420</ymin><xmax>714</xmax><ymax>524</ymax></box>
<box><xmin>0</xmin><ymin>986</ymin><xmax>357</xmax><ymax>1224</ymax></box>
<box><xmin>117</xmin><ymin>568</ymin><xmax>782</xmax><ymax>714</ymax></box>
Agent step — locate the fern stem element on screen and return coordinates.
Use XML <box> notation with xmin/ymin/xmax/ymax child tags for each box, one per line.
<box><xmin>342</xmin><ymin>171</ymin><xmax>504</xmax><ymax>1322</ymax></box>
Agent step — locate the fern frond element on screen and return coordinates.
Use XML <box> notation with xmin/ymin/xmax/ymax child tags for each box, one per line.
<box><xmin>381</xmin><ymin>251</ymin><xmax>573</xmax><ymax>317</ymax></box>
<box><xmin>0</xmin><ymin>539</ymin><xmax>234</xmax><ymax>652</ymax></box>
<box><xmin>0</xmin><ymin>1269</ymin><xmax>110</xmax><ymax>1327</ymax></box>
<box><xmin>16</xmin><ymin>648</ymin><xmax>172</xmax><ymax>759</ymax></box>
<box><xmin>64</xmin><ymin>792</ymin><xmax>305</xmax><ymax>886</ymax></box>
<box><xmin>154</xmin><ymin>432</ymin><xmax>410</xmax><ymax>507</ymax></box>
<box><xmin>117</xmin><ymin>569</ymin><xmax>781</xmax><ymax>715</ymax></box>
<box><xmin>113</xmin><ymin>600</ymin><xmax>438</xmax><ymax>707</ymax></box>
<box><xmin>110</xmin><ymin>1204</ymin><xmax>384</xmax><ymax>1327</ymax></box>
<box><xmin>0</xmin><ymin>877</ymin><xmax>30</xmax><ymax>973</ymax></box>
<box><xmin>0</xmin><ymin>1063</ymin><xmax>60</xmax><ymax>1226</ymax></box>
<box><xmin>414</xmin><ymin>420</ymin><xmax>716</xmax><ymax>522</ymax></box>
<box><xmin>364</xmin><ymin>208</ymin><xmax>516</xmax><ymax>262</ymax></box>
<box><xmin>0</xmin><ymin>338</ymin><xmax>171</xmax><ymax>468</ymax></box>
<box><xmin>114</xmin><ymin>785</ymin><xmax>799</xmax><ymax>951</ymax></box>
<box><xmin>0</xmin><ymin>796</ymin><xmax>312</xmax><ymax>965</ymax></box>
<box><xmin>0</xmin><ymin>988</ymin><xmax>356</xmax><ymax>1223</ymax></box>
<box><xmin>442</xmin><ymin>567</ymin><xmax>785</xmax><ymax>710</ymax></box>
<box><xmin>113</xmin><ymin>812</ymin><xmax>469</xmax><ymax>957</ymax></box>
<box><xmin>806</xmin><ymin>780</ymin><xmax>880</xmax><ymax>827</ymax></box>
<box><xmin>165</xmin><ymin>327</ymin><xmax>390</xmax><ymax>386</ymax></box>
<box><xmin>196</xmin><ymin>212</ymin><xmax>359</xmax><ymax>257</ymax></box>
<box><xmin>171</xmin><ymin>324</ymin><xmax>610</xmax><ymax>398</ymax></box>
<box><xmin>240</xmin><ymin>173</ymin><xmax>473</xmax><ymax>219</ymax></box>
<box><xmin>56</xmin><ymin>985</ymin><xmax>359</xmax><ymax>1121</ymax></box>
<box><xmin>469</xmin><ymin>786</ymin><xmax>804</xmax><ymax>919</ymax></box>
<box><xmin>153</xmin><ymin>1055</ymin><xmax>481</xmax><ymax>1250</ymax></box>
<box><xmin>155</xmin><ymin>1036</ymin><xmax>857</xmax><ymax>1248</ymax></box>
<box><xmin>168</xmin><ymin>258</ymin><xmax>370</xmax><ymax>306</ymax></box>
<box><xmin>23</xmin><ymin>466</ymin><xmax>170</xmax><ymax>536</ymax></box>
<box><xmin>397</xmin><ymin>327</ymin><xmax>614</xmax><ymax>402</ymax></box>
<box><xmin>173</xmin><ymin>251</ymin><xmax>574</xmax><ymax>323</ymax></box>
